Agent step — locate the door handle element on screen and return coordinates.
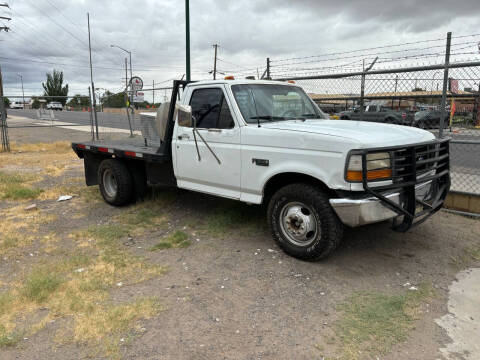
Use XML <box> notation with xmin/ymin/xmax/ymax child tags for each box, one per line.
<box><xmin>207</xmin><ymin>128</ymin><xmax>222</xmax><ymax>133</ymax></box>
<box><xmin>178</xmin><ymin>134</ymin><xmax>190</xmax><ymax>140</ymax></box>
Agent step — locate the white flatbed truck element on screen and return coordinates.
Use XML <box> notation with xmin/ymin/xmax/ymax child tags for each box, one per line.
<box><xmin>73</xmin><ymin>79</ymin><xmax>450</xmax><ymax>260</ymax></box>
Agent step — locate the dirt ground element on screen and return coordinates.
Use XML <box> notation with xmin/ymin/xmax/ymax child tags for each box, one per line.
<box><xmin>0</xmin><ymin>126</ymin><xmax>479</xmax><ymax>360</ymax></box>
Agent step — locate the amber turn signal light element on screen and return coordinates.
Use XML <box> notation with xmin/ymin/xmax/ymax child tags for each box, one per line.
<box><xmin>346</xmin><ymin>169</ymin><xmax>392</xmax><ymax>182</ymax></box>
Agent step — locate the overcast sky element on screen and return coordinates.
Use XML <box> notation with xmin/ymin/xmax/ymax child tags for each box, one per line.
<box><xmin>1</xmin><ymin>0</ymin><xmax>480</xmax><ymax>101</ymax></box>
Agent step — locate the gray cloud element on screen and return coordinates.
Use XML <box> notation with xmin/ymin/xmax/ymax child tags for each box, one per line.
<box><xmin>0</xmin><ymin>0</ymin><xmax>479</xmax><ymax>99</ymax></box>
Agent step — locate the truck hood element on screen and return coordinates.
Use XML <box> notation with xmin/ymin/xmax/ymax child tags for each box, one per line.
<box><xmin>260</xmin><ymin>119</ymin><xmax>435</xmax><ymax>147</ymax></box>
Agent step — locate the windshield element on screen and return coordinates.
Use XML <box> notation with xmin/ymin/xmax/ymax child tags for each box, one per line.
<box><xmin>231</xmin><ymin>84</ymin><xmax>328</xmax><ymax>124</ymax></box>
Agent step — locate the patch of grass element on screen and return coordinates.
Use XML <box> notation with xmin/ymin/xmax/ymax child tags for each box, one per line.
<box><xmin>2</xmin><ymin>185</ymin><xmax>43</xmax><ymax>200</ymax></box>
<box><xmin>120</xmin><ymin>207</ymin><xmax>166</xmax><ymax>227</ymax></box>
<box><xmin>0</xmin><ymin>324</ymin><xmax>23</xmax><ymax>348</ymax></box>
<box><xmin>0</xmin><ymin>171</ymin><xmax>43</xmax><ymax>200</ymax></box>
<box><xmin>74</xmin><ymin>297</ymin><xmax>161</xmax><ymax>358</ymax></box>
<box><xmin>21</xmin><ymin>270</ymin><xmax>64</xmax><ymax>303</ymax></box>
<box><xmin>86</xmin><ymin>224</ymin><xmax>130</xmax><ymax>244</ymax></box>
<box><xmin>202</xmin><ymin>202</ymin><xmax>265</xmax><ymax>237</ymax></box>
<box><xmin>449</xmin><ymin>245</ymin><xmax>480</xmax><ymax>268</ymax></box>
<box><xmin>0</xmin><ymin>172</ymin><xmax>23</xmax><ymax>185</ymax></box>
<box><xmin>11</xmin><ymin>141</ymin><xmax>71</xmax><ymax>153</ymax></box>
<box><xmin>149</xmin><ymin>230</ymin><xmax>190</xmax><ymax>251</ymax></box>
<box><xmin>0</xmin><ymin>236</ymin><xmax>18</xmax><ymax>250</ymax></box>
<box><xmin>335</xmin><ymin>284</ymin><xmax>433</xmax><ymax>360</ymax></box>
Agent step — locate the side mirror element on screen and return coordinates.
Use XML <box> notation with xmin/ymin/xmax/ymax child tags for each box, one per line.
<box><xmin>176</xmin><ymin>103</ymin><xmax>192</xmax><ymax>127</ymax></box>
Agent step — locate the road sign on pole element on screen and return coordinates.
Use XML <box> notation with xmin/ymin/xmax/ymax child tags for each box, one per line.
<box><xmin>130</xmin><ymin>76</ymin><xmax>143</xmax><ymax>91</ymax></box>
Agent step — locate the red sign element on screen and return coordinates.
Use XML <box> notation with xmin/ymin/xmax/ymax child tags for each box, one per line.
<box><xmin>450</xmin><ymin>102</ymin><xmax>456</xmax><ymax>116</ymax></box>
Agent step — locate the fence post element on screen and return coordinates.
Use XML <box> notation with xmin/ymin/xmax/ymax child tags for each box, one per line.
<box><xmin>439</xmin><ymin>32</ymin><xmax>452</xmax><ymax>138</ymax></box>
<box><xmin>359</xmin><ymin>72</ymin><xmax>366</xmax><ymax>121</ymax></box>
<box><xmin>88</xmin><ymin>87</ymin><xmax>95</xmax><ymax>141</ymax></box>
<box><xmin>266</xmin><ymin>58</ymin><xmax>271</xmax><ymax>80</ymax></box>
<box><xmin>358</xmin><ymin>57</ymin><xmax>377</xmax><ymax>122</ymax></box>
<box><xmin>0</xmin><ymin>65</ymin><xmax>10</xmax><ymax>152</ymax></box>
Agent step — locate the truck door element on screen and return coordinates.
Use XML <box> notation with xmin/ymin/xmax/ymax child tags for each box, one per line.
<box><xmin>174</xmin><ymin>85</ymin><xmax>241</xmax><ymax>199</ymax></box>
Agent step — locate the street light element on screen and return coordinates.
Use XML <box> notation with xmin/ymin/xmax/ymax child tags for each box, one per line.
<box><xmin>16</xmin><ymin>73</ymin><xmax>25</xmax><ymax>109</ymax></box>
<box><xmin>110</xmin><ymin>44</ymin><xmax>133</xmax><ymax>109</ymax></box>
<box><xmin>110</xmin><ymin>44</ymin><xmax>132</xmax><ymax>81</ymax></box>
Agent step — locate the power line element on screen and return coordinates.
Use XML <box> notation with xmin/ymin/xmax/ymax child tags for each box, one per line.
<box><xmin>272</xmin><ymin>33</ymin><xmax>480</xmax><ymax>63</ymax></box>
<box><xmin>0</xmin><ymin>55</ymin><xmax>195</xmax><ymax>72</ymax></box>
<box><xmin>25</xmin><ymin>0</ymin><xmax>88</xmax><ymax>48</ymax></box>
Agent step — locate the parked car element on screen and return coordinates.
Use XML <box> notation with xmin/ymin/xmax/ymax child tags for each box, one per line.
<box><xmin>46</xmin><ymin>102</ymin><xmax>63</xmax><ymax>111</ymax></box>
<box><xmin>339</xmin><ymin>105</ymin><xmax>413</xmax><ymax>125</ymax></box>
<box><xmin>413</xmin><ymin>110</ymin><xmax>449</xmax><ymax>129</ymax></box>
<box><xmin>10</xmin><ymin>101</ymin><xmax>24</xmax><ymax>109</ymax></box>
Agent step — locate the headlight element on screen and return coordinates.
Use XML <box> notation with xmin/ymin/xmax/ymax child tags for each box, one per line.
<box><xmin>346</xmin><ymin>152</ymin><xmax>392</xmax><ymax>182</ymax></box>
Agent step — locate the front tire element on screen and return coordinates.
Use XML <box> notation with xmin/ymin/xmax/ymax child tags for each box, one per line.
<box><xmin>98</xmin><ymin>159</ymin><xmax>133</xmax><ymax>206</ymax></box>
<box><xmin>267</xmin><ymin>183</ymin><xmax>343</xmax><ymax>261</ymax></box>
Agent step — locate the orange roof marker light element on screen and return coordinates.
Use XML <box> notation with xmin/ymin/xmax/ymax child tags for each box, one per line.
<box><xmin>224</xmin><ymin>75</ymin><xmax>235</xmax><ymax>80</ymax></box>
<box><xmin>287</xmin><ymin>80</ymin><xmax>296</xmax><ymax>84</ymax></box>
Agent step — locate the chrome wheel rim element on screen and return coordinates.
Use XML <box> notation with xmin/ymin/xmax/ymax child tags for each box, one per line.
<box><xmin>103</xmin><ymin>169</ymin><xmax>117</xmax><ymax>198</ymax></box>
<box><xmin>279</xmin><ymin>202</ymin><xmax>319</xmax><ymax>247</ymax></box>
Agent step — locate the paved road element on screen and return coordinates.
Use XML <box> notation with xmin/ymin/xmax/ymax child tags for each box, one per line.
<box><xmin>7</xmin><ymin>109</ymin><xmax>138</xmax><ymax>131</ymax></box>
<box><xmin>6</xmin><ymin>109</ymin><xmax>480</xmax><ymax>176</ymax></box>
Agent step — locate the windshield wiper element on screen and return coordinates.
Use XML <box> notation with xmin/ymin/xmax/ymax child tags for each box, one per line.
<box><xmin>250</xmin><ymin>115</ymin><xmax>288</xmax><ymax>122</ymax></box>
<box><xmin>300</xmin><ymin>113</ymin><xmax>319</xmax><ymax>118</ymax></box>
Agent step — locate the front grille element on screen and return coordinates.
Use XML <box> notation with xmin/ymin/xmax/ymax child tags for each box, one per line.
<box><xmin>355</xmin><ymin>138</ymin><xmax>450</xmax><ymax>232</ymax></box>
<box><xmin>392</xmin><ymin>140</ymin><xmax>449</xmax><ymax>184</ymax></box>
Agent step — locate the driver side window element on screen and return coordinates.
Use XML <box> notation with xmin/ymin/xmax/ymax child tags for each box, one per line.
<box><xmin>189</xmin><ymin>88</ymin><xmax>234</xmax><ymax>129</ymax></box>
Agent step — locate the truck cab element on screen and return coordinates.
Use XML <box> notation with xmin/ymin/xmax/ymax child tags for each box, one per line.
<box><xmin>73</xmin><ymin>79</ymin><xmax>450</xmax><ymax>261</ymax></box>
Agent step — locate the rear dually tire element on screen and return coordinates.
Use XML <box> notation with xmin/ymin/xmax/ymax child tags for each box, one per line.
<box><xmin>98</xmin><ymin>159</ymin><xmax>134</xmax><ymax>206</ymax></box>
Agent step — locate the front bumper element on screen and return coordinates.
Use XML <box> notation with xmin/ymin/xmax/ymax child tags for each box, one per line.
<box><xmin>330</xmin><ymin>138</ymin><xmax>450</xmax><ymax>231</ymax></box>
<box><xmin>330</xmin><ymin>181</ymin><xmax>432</xmax><ymax>227</ymax></box>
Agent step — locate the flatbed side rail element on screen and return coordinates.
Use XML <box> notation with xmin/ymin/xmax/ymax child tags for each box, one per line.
<box><xmin>71</xmin><ymin>142</ymin><xmax>166</xmax><ymax>163</ymax></box>
<box><xmin>356</xmin><ymin>138</ymin><xmax>450</xmax><ymax>232</ymax></box>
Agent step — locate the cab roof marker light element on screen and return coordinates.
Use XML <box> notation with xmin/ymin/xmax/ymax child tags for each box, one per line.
<box><xmin>98</xmin><ymin>147</ymin><xmax>108</xmax><ymax>153</ymax></box>
<box><xmin>77</xmin><ymin>144</ymin><xmax>86</xmax><ymax>149</ymax></box>
<box><xmin>224</xmin><ymin>75</ymin><xmax>235</xmax><ymax>80</ymax></box>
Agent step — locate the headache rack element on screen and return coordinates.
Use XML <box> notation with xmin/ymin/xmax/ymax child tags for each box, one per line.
<box><xmin>358</xmin><ymin>138</ymin><xmax>450</xmax><ymax>232</ymax></box>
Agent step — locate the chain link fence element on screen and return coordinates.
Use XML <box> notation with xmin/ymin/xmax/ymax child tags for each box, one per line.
<box><xmin>272</xmin><ymin>61</ymin><xmax>480</xmax><ymax>196</ymax></box>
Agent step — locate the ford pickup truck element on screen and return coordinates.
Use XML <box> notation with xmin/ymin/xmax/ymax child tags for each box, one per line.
<box><xmin>72</xmin><ymin>79</ymin><xmax>450</xmax><ymax>261</ymax></box>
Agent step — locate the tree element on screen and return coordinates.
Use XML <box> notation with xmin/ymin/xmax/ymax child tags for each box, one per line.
<box><xmin>102</xmin><ymin>90</ymin><xmax>126</xmax><ymax>108</ymax></box>
<box><xmin>42</xmin><ymin>70</ymin><xmax>69</xmax><ymax>105</ymax></box>
<box><xmin>3</xmin><ymin>97</ymin><xmax>10</xmax><ymax>108</ymax></box>
<box><xmin>31</xmin><ymin>97</ymin><xmax>41</xmax><ymax>109</ymax></box>
<box><xmin>67</xmin><ymin>94</ymin><xmax>90</xmax><ymax>108</ymax></box>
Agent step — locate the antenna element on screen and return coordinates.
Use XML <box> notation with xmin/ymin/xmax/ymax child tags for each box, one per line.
<box><xmin>250</xmin><ymin>88</ymin><xmax>261</xmax><ymax>128</ymax></box>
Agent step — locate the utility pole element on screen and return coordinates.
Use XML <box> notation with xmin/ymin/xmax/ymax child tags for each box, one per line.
<box><xmin>17</xmin><ymin>73</ymin><xmax>25</xmax><ymax>108</ymax></box>
<box><xmin>212</xmin><ymin>44</ymin><xmax>219</xmax><ymax>80</ymax></box>
<box><xmin>124</xmin><ymin>57</ymin><xmax>128</xmax><ymax>89</ymax></box>
<box><xmin>124</xmin><ymin>57</ymin><xmax>132</xmax><ymax>136</ymax></box>
<box><xmin>152</xmin><ymin>80</ymin><xmax>155</xmax><ymax>105</ymax></box>
<box><xmin>0</xmin><ymin>65</ymin><xmax>10</xmax><ymax>151</ymax></box>
<box><xmin>439</xmin><ymin>32</ymin><xmax>452</xmax><ymax>138</ymax></box>
<box><xmin>185</xmin><ymin>0</ymin><xmax>191</xmax><ymax>81</ymax></box>
<box><xmin>87</xmin><ymin>12</ymin><xmax>99</xmax><ymax>140</ymax></box>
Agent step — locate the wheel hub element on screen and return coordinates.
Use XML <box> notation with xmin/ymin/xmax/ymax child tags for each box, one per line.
<box><xmin>280</xmin><ymin>202</ymin><xmax>319</xmax><ymax>246</ymax></box>
<box><xmin>103</xmin><ymin>169</ymin><xmax>118</xmax><ymax>198</ymax></box>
